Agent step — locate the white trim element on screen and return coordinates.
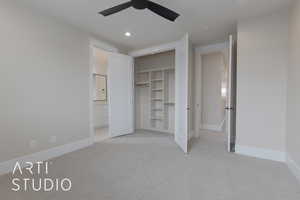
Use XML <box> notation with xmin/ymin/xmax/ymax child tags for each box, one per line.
<box><xmin>137</xmin><ymin>128</ymin><xmax>174</xmax><ymax>134</ymax></box>
<box><xmin>235</xmin><ymin>145</ymin><xmax>286</xmax><ymax>162</ymax></box>
<box><xmin>128</xmin><ymin>41</ymin><xmax>178</xmax><ymax>58</ymax></box>
<box><xmin>94</xmin><ymin>135</ymin><xmax>110</xmax><ymax>143</ymax></box>
<box><xmin>137</xmin><ymin>66</ymin><xmax>174</xmax><ymax>73</ymax></box>
<box><xmin>286</xmin><ymin>154</ymin><xmax>300</xmax><ymax>183</ymax></box>
<box><xmin>201</xmin><ymin>124</ymin><xmax>222</xmax><ymax>132</ymax></box>
<box><xmin>195</xmin><ymin>42</ymin><xmax>229</xmax><ymax>55</ymax></box>
<box><xmin>0</xmin><ymin>138</ymin><xmax>93</xmax><ymax>176</ymax></box>
<box><xmin>110</xmin><ymin>128</ymin><xmax>134</xmax><ymax>137</ymax></box>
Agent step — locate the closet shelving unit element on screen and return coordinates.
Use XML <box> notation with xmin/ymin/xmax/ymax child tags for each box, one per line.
<box><xmin>135</xmin><ymin>71</ymin><xmax>150</xmax><ymax>87</ymax></box>
<box><xmin>135</xmin><ymin>67</ymin><xmax>175</xmax><ymax>133</ymax></box>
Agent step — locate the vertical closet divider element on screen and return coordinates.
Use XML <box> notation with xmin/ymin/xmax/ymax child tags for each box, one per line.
<box><xmin>149</xmin><ymin>71</ymin><xmax>153</xmax><ymax>128</ymax></box>
<box><xmin>163</xmin><ymin>70</ymin><xmax>168</xmax><ymax>130</ymax></box>
<box><xmin>161</xmin><ymin>70</ymin><xmax>165</xmax><ymax>130</ymax></box>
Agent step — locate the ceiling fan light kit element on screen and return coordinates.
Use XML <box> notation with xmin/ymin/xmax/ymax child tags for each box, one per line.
<box><xmin>99</xmin><ymin>0</ymin><xmax>180</xmax><ymax>22</ymax></box>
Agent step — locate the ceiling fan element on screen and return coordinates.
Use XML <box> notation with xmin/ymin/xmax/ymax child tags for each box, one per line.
<box><xmin>99</xmin><ymin>0</ymin><xmax>180</xmax><ymax>22</ymax></box>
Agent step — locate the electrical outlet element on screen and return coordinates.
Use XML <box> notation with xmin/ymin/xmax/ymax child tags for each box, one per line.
<box><xmin>49</xmin><ymin>136</ymin><xmax>57</xmax><ymax>144</ymax></box>
<box><xmin>29</xmin><ymin>140</ymin><xmax>37</xmax><ymax>149</ymax></box>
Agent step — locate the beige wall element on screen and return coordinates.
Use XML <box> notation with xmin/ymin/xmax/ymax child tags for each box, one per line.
<box><xmin>287</xmin><ymin>1</ymin><xmax>300</xmax><ymax>167</ymax></box>
<box><xmin>236</xmin><ymin>9</ymin><xmax>289</xmax><ymax>152</ymax></box>
<box><xmin>0</xmin><ymin>1</ymin><xmax>95</xmax><ymax>162</ymax></box>
<box><xmin>201</xmin><ymin>52</ymin><xmax>225</xmax><ymax>127</ymax></box>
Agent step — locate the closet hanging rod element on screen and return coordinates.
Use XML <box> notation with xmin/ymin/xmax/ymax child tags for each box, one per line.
<box><xmin>135</xmin><ymin>81</ymin><xmax>149</xmax><ymax>85</ymax></box>
<box><xmin>152</xmin><ymin>88</ymin><xmax>163</xmax><ymax>91</ymax></box>
<box><xmin>151</xmin><ymin>118</ymin><xmax>164</xmax><ymax>121</ymax></box>
<box><xmin>152</xmin><ymin>98</ymin><xmax>163</xmax><ymax>101</ymax></box>
<box><xmin>151</xmin><ymin>79</ymin><xmax>163</xmax><ymax>82</ymax></box>
<box><xmin>136</xmin><ymin>66</ymin><xmax>174</xmax><ymax>73</ymax></box>
<box><xmin>164</xmin><ymin>102</ymin><xmax>175</xmax><ymax>105</ymax></box>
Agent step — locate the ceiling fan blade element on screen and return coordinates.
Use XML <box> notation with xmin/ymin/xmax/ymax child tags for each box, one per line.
<box><xmin>147</xmin><ymin>1</ymin><xmax>180</xmax><ymax>22</ymax></box>
<box><xmin>99</xmin><ymin>1</ymin><xmax>132</xmax><ymax>16</ymax></box>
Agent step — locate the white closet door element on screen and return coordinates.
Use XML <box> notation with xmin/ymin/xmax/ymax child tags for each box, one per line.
<box><xmin>175</xmin><ymin>34</ymin><xmax>191</xmax><ymax>153</ymax></box>
<box><xmin>226</xmin><ymin>35</ymin><xmax>236</xmax><ymax>152</ymax></box>
<box><xmin>108</xmin><ymin>52</ymin><xmax>134</xmax><ymax>137</ymax></box>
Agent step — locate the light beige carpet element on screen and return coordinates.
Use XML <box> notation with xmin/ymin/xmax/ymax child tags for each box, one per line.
<box><xmin>0</xmin><ymin>130</ymin><xmax>299</xmax><ymax>200</ymax></box>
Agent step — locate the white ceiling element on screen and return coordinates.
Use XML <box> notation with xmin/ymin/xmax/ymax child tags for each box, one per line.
<box><xmin>22</xmin><ymin>0</ymin><xmax>290</xmax><ymax>51</ymax></box>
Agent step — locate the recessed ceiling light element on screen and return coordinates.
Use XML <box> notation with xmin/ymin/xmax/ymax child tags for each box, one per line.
<box><xmin>125</xmin><ymin>32</ymin><xmax>131</xmax><ymax>37</ymax></box>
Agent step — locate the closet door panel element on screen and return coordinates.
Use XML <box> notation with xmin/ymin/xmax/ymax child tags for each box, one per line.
<box><xmin>175</xmin><ymin>34</ymin><xmax>191</xmax><ymax>153</ymax></box>
<box><xmin>226</xmin><ymin>35</ymin><xmax>237</xmax><ymax>152</ymax></box>
<box><xmin>108</xmin><ymin>53</ymin><xmax>134</xmax><ymax>137</ymax></box>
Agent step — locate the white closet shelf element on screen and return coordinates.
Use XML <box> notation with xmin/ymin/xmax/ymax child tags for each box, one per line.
<box><xmin>151</xmin><ymin>79</ymin><xmax>163</xmax><ymax>82</ymax></box>
<box><xmin>152</xmin><ymin>88</ymin><xmax>163</xmax><ymax>91</ymax></box>
<box><xmin>151</xmin><ymin>118</ymin><xmax>164</xmax><ymax>121</ymax></box>
<box><xmin>135</xmin><ymin>82</ymin><xmax>149</xmax><ymax>85</ymax></box>
<box><xmin>164</xmin><ymin>102</ymin><xmax>175</xmax><ymax>105</ymax></box>
<box><xmin>136</xmin><ymin>71</ymin><xmax>149</xmax><ymax>74</ymax></box>
<box><xmin>92</xmin><ymin>73</ymin><xmax>105</xmax><ymax>75</ymax></box>
<box><xmin>152</xmin><ymin>98</ymin><xmax>163</xmax><ymax>101</ymax></box>
<box><xmin>165</xmin><ymin>68</ymin><xmax>175</xmax><ymax>71</ymax></box>
<box><xmin>137</xmin><ymin>67</ymin><xmax>174</xmax><ymax>73</ymax></box>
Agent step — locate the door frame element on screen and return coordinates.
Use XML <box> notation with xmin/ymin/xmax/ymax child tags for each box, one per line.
<box><xmin>89</xmin><ymin>38</ymin><xmax>119</xmax><ymax>143</ymax></box>
<box><xmin>129</xmin><ymin>35</ymin><xmax>191</xmax><ymax>153</ymax></box>
<box><xmin>128</xmin><ymin>40</ymin><xmax>178</xmax><ymax>137</ymax></box>
<box><xmin>194</xmin><ymin>42</ymin><xmax>229</xmax><ymax>134</ymax></box>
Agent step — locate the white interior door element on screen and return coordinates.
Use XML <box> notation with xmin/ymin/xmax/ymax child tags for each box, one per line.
<box><xmin>226</xmin><ymin>35</ymin><xmax>236</xmax><ymax>152</ymax></box>
<box><xmin>108</xmin><ymin>52</ymin><xmax>134</xmax><ymax>137</ymax></box>
<box><xmin>175</xmin><ymin>34</ymin><xmax>191</xmax><ymax>153</ymax></box>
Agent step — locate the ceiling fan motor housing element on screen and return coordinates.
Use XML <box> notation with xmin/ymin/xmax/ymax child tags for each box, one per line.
<box><xmin>132</xmin><ymin>0</ymin><xmax>148</xmax><ymax>9</ymax></box>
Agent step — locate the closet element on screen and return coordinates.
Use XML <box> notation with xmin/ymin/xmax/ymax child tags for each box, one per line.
<box><xmin>90</xmin><ymin>34</ymin><xmax>191</xmax><ymax>153</ymax></box>
<box><xmin>134</xmin><ymin>50</ymin><xmax>175</xmax><ymax>134</ymax></box>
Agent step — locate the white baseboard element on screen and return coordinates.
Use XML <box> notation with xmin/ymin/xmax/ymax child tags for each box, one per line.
<box><xmin>201</xmin><ymin>124</ymin><xmax>222</xmax><ymax>132</ymax></box>
<box><xmin>0</xmin><ymin>137</ymin><xmax>93</xmax><ymax>176</ymax></box>
<box><xmin>94</xmin><ymin>125</ymin><xmax>109</xmax><ymax>129</ymax></box>
<box><xmin>286</xmin><ymin>154</ymin><xmax>300</xmax><ymax>183</ymax></box>
<box><xmin>235</xmin><ymin>145</ymin><xmax>286</xmax><ymax>162</ymax></box>
<box><xmin>110</xmin><ymin>128</ymin><xmax>135</xmax><ymax>137</ymax></box>
<box><xmin>136</xmin><ymin>128</ymin><xmax>173</xmax><ymax>134</ymax></box>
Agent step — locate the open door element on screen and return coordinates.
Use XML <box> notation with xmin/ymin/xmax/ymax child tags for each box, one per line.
<box><xmin>175</xmin><ymin>34</ymin><xmax>191</xmax><ymax>153</ymax></box>
<box><xmin>226</xmin><ymin>35</ymin><xmax>237</xmax><ymax>152</ymax></box>
<box><xmin>107</xmin><ymin>52</ymin><xmax>134</xmax><ymax>137</ymax></box>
